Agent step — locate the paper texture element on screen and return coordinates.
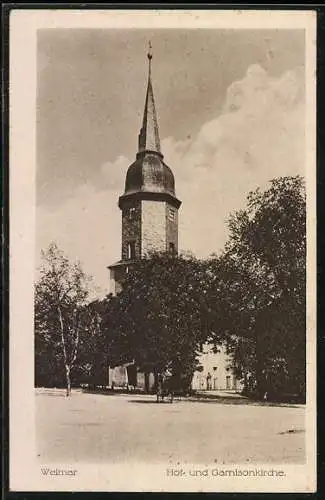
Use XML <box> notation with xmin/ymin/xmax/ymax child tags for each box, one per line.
<box><xmin>9</xmin><ymin>9</ymin><xmax>316</xmax><ymax>493</ymax></box>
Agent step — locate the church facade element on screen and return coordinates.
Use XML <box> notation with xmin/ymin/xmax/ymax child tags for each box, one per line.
<box><xmin>107</xmin><ymin>48</ymin><xmax>242</xmax><ymax>393</ymax></box>
<box><xmin>192</xmin><ymin>343</ymin><xmax>243</xmax><ymax>392</ymax></box>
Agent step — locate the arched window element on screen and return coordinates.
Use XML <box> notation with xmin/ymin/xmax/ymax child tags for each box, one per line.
<box><xmin>127</xmin><ymin>242</ymin><xmax>136</xmax><ymax>260</ymax></box>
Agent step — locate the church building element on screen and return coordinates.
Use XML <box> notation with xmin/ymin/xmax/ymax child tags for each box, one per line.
<box><xmin>108</xmin><ymin>46</ymin><xmax>181</xmax><ymax>298</ymax></box>
<box><xmin>107</xmin><ymin>46</ymin><xmax>241</xmax><ymax>393</ymax></box>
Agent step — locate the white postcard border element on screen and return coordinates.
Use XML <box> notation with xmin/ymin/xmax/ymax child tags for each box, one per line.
<box><xmin>9</xmin><ymin>9</ymin><xmax>317</xmax><ymax>493</ymax></box>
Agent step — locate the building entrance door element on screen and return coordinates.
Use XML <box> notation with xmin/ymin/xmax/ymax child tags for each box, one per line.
<box><xmin>126</xmin><ymin>364</ymin><xmax>137</xmax><ymax>387</ymax></box>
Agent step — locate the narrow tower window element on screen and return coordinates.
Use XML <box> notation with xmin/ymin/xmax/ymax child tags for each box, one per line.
<box><xmin>128</xmin><ymin>207</ymin><xmax>136</xmax><ymax>220</ymax></box>
<box><xmin>127</xmin><ymin>242</ymin><xmax>136</xmax><ymax>260</ymax></box>
<box><xmin>168</xmin><ymin>208</ymin><xmax>175</xmax><ymax>221</ymax></box>
<box><xmin>169</xmin><ymin>242</ymin><xmax>175</xmax><ymax>254</ymax></box>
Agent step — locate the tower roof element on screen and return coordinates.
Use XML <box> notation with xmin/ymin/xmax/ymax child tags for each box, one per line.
<box><xmin>138</xmin><ymin>44</ymin><xmax>161</xmax><ymax>154</ymax></box>
<box><xmin>119</xmin><ymin>44</ymin><xmax>181</xmax><ymax>210</ymax></box>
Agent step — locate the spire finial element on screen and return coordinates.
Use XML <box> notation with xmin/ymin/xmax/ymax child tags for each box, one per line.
<box><xmin>147</xmin><ymin>41</ymin><xmax>152</xmax><ymax>77</ymax></box>
<box><xmin>147</xmin><ymin>40</ymin><xmax>153</xmax><ymax>61</ymax></box>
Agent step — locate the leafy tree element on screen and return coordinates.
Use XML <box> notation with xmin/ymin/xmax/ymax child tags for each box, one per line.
<box><xmin>70</xmin><ymin>298</ymin><xmax>104</xmax><ymax>386</ymax></box>
<box><xmin>103</xmin><ymin>253</ymin><xmax>210</xmax><ymax>391</ymax></box>
<box><xmin>75</xmin><ymin>295</ymin><xmax>127</xmax><ymax>388</ymax></box>
<box><xmin>207</xmin><ymin>176</ymin><xmax>306</xmax><ymax>401</ymax></box>
<box><xmin>35</xmin><ymin>177</ymin><xmax>305</xmax><ymax>402</ymax></box>
<box><xmin>35</xmin><ymin>243</ymin><xmax>92</xmax><ymax>396</ymax></box>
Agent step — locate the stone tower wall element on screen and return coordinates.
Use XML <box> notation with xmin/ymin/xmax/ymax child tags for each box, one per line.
<box><xmin>141</xmin><ymin>200</ymin><xmax>167</xmax><ymax>256</ymax></box>
<box><xmin>121</xmin><ymin>198</ymin><xmax>180</xmax><ymax>260</ymax></box>
<box><xmin>121</xmin><ymin>199</ymin><xmax>142</xmax><ymax>260</ymax></box>
<box><xmin>165</xmin><ymin>202</ymin><xmax>178</xmax><ymax>252</ymax></box>
<box><xmin>109</xmin><ymin>267</ymin><xmax>124</xmax><ymax>296</ymax></box>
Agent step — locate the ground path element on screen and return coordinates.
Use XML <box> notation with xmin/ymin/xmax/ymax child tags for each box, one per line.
<box><xmin>36</xmin><ymin>389</ymin><xmax>305</xmax><ymax>465</ymax></box>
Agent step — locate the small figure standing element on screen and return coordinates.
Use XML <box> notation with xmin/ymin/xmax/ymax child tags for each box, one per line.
<box><xmin>206</xmin><ymin>372</ymin><xmax>212</xmax><ymax>390</ymax></box>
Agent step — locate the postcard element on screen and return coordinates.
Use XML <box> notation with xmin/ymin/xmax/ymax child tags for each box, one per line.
<box><xmin>9</xmin><ymin>8</ymin><xmax>316</xmax><ymax>493</ymax></box>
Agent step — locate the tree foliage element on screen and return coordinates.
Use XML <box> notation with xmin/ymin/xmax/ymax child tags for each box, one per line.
<box><xmin>101</xmin><ymin>253</ymin><xmax>210</xmax><ymax>390</ymax></box>
<box><xmin>35</xmin><ymin>176</ymin><xmax>306</xmax><ymax>403</ymax></box>
<box><xmin>35</xmin><ymin>243</ymin><xmax>93</xmax><ymax>395</ymax></box>
<box><xmin>207</xmin><ymin>176</ymin><xmax>306</xmax><ymax>400</ymax></box>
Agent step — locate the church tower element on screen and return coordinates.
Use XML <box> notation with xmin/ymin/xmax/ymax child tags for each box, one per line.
<box><xmin>109</xmin><ymin>46</ymin><xmax>181</xmax><ymax>295</ymax></box>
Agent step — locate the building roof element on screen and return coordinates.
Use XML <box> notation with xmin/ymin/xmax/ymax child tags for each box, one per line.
<box><xmin>124</xmin><ymin>154</ymin><xmax>175</xmax><ymax>197</ymax></box>
<box><xmin>119</xmin><ymin>46</ymin><xmax>180</xmax><ymax>207</ymax></box>
<box><xmin>137</xmin><ymin>48</ymin><xmax>161</xmax><ymax>155</ymax></box>
<box><xmin>107</xmin><ymin>259</ymin><xmax>136</xmax><ymax>270</ymax></box>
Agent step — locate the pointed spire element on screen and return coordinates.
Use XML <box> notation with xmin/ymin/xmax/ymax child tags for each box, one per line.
<box><xmin>138</xmin><ymin>42</ymin><xmax>161</xmax><ymax>155</ymax></box>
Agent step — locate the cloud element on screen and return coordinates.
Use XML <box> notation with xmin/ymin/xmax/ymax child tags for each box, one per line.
<box><xmin>36</xmin><ymin>183</ymin><xmax>121</xmax><ymax>298</ymax></box>
<box><xmin>162</xmin><ymin>64</ymin><xmax>305</xmax><ymax>259</ymax></box>
<box><xmin>36</xmin><ymin>64</ymin><xmax>305</xmax><ymax>297</ymax></box>
<box><xmin>95</xmin><ymin>155</ymin><xmax>129</xmax><ymax>192</ymax></box>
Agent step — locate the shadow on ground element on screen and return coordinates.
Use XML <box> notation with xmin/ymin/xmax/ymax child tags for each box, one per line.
<box><xmin>128</xmin><ymin>399</ymin><xmax>174</xmax><ymax>404</ymax></box>
<box><xmin>35</xmin><ymin>388</ymin><xmax>304</xmax><ymax>408</ymax></box>
<box><xmin>126</xmin><ymin>395</ymin><xmax>302</xmax><ymax>409</ymax></box>
<box><xmin>189</xmin><ymin>393</ymin><xmax>303</xmax><ymax>408</ymax></box>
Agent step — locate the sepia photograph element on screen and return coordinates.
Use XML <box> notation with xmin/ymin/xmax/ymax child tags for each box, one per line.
<box><xmin>9</xmin><ymin>9</ymin><xmax>316</xmax><ymax>493</ymax></box>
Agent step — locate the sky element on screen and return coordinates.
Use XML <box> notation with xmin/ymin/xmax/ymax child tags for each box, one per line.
<box><xmin>36</xmin><ymin>28</ymin><xmax>305</xmax><ymax>297</ymax></box>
